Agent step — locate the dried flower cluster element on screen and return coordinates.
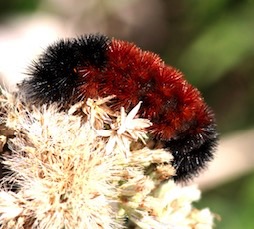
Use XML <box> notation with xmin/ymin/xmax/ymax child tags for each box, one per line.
<box><xmin>0</xmin><ymin>89</ymin><xmax>214</xmax><ymax>228</ymax></box>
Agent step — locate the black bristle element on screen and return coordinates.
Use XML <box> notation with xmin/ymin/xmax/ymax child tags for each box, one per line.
<box><xmin>19</xmin><ymin>34</ymin><xmax>110</xmax><ymax>105</ymax></box>
<box><xmin>165</xmin><ymin>123</ymin><xmax>218</xmax><ymax>182</ymax></box>
<box><xmin>75</xmin><ymin>34</ymin><xmax>110</xmax><ymax>68</ymax></box>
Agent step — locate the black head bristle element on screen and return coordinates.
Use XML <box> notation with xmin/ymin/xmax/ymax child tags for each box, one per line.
<box><xmin>19</xmin><ymin>34</ymin><xmax>110</xmax><ymax>105</ymax></box>
<box><xmin>75</xmin><ymin>34</ymin><xmax>110</xmax><ymax>68</ymax></box>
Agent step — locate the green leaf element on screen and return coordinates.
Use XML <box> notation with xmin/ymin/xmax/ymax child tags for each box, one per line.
<box><xmin>178</xmin><ymin>3</ymin><xmax>254</xmax><ymax>87</ymax></box>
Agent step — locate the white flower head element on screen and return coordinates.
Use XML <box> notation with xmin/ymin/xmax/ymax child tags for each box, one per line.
<box><xmin>0</xmin><ymin>90</ymin><xmax>215</xmax><ymax>229</ymax></box>
<box><xmin>96</xmin><ymin>101</ymin><xmax>152</xmax><ymax>156</ymax></box>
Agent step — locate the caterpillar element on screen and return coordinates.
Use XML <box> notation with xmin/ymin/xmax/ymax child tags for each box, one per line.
<box><xmin>19</xmin><ymin>34</ymin><xmax>218</xmax><ymax>181</ymax></box>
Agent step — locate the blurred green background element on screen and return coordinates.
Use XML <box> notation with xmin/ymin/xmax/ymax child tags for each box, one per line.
<box><xmin>0</xmin><ymin>0</ymin><xmax>254</xmax><ymax>228</ymax></box>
